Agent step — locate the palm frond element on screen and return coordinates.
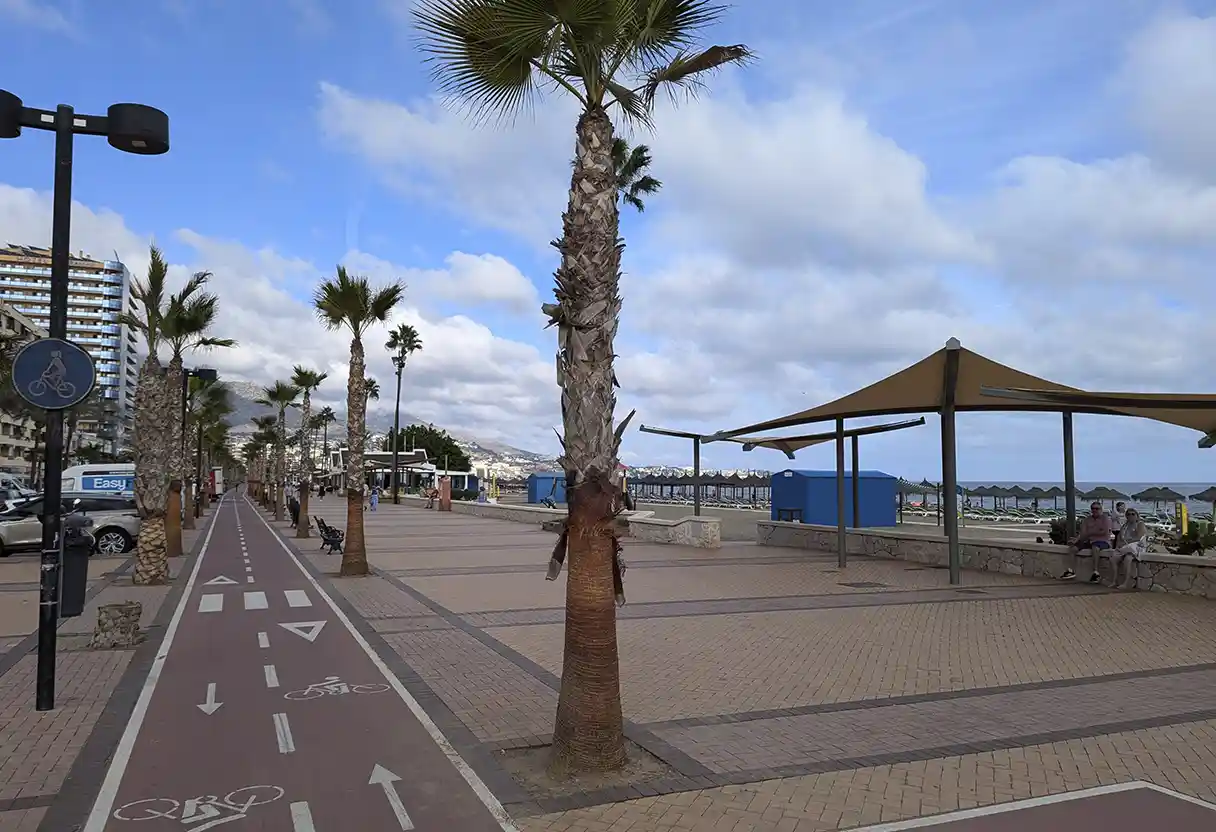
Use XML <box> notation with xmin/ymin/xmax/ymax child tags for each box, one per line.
<box><xmin>640</xmin><ymin>43</ymin><xmax>753</xmax><ymax>107</ymax></box>
<box><xmin>313</xmin><ymin>266</ymin><xmax>405</xmax><ymax>337</ymax></box>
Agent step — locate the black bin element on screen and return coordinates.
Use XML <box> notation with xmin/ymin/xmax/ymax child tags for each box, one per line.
<box><xmin>58</xmin><ymin>517</ymin><xmax>93</xmax><ymax>618</ymax></box>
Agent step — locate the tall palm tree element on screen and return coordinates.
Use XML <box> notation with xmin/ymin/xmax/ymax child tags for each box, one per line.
<box><xmin>163</xmin><ymin>282</ymin><xmax>235</xmax><ymax>544</ymax></box>
<box><xmin>364</xmin><ymin>377</ymin><xmax>380</xmax><ymax>405</ymax></box>
<box><xmin>290</xmin><ymin>366</ymin><xmax>328</xmax><ymax>538</ymax></box>
<box><xmin>251</xmin><ymin>414</ymin><xmax>279</xmax><ymax>507</ymax></box>
<box><xmin>256</xmin><ymin>381</ymin><xmax>302</xmax><ymax>522</ymax></box>
<box><xmin>612</xmin><ymin>138</ymin><xmax>662</xmax><ymax>212</ymax></box>
<box><xmin>116</xmin><ymin>245</ymin><xmax>175</xmax><ymax>585</ymax></box>
<box><xmin>317</xmin><ymin>405</ymin><xmax>337</xmax><ymax>458</ymax></box>
<box><xmin>191</xmin><ymin>380</ymin><xmax>233</xmax><ymax>516</ymax></box>
<box><xmin>415</xmin><ymin>0</ymin><xmax>751</xmax><ymax>773</ymax></box>
<box><xmin>313</xmin><ymin>266</ymin><xmax>403</xmax><ymax>577</ymax></box>
<box><xmin>386</xmin><ymin>323</ymin><xmax>423</xmax><ymax>503</ymax></box>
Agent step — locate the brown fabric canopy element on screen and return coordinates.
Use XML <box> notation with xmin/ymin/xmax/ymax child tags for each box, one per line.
<box><xmin>724</xmin><ymin>417</ymin><xmax>926</xmax><ymax>456</ymax></box>
<box><xmin>712</xmin><ymin>343</ymin><xmax>1216</xmax><ymax>439</ymax></box>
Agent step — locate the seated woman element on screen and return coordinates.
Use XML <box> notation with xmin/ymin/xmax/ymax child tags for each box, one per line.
<box><xmin>1108</xmin><ymin>507</ymin><xmax>1149</xmax><ymax>590</ymax></box>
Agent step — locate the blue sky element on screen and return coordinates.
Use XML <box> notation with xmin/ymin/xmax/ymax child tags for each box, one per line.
<box><xmin>2</xmin><ymin>0</ymin><xmax>1216</xmax><ymax>482</ymax></box>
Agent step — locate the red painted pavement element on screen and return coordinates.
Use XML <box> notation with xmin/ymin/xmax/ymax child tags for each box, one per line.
<box><xmin>87</xmin><ymin>491</ymin><xmax>511</xmax><ymax>831</ymax></box>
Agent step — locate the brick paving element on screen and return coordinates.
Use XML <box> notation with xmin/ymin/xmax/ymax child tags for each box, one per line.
<box><xmin>184</xmin><ymin>503</ymin><xmax>1216</xmax><ymax>829</ymax></box>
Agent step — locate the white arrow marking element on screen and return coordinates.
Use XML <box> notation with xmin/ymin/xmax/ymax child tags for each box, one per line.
<box><xmin>197</xmin><ymin>683</ymin><xmax>222</xmax><ymax>715</ymax></box>
<box><xmin>278</xmin><ymin>621</ymin><xmax>326</xmax><ymax>642</ymax></box>
<box><xmin>203</xmin><ymin>575</ymin><xmax>238</xmax><ymax>586</ymax></box>
<box><xmin>369</xmin><ymin>765</ymin><xmax>414</xmax><ymax>830</ymax></box>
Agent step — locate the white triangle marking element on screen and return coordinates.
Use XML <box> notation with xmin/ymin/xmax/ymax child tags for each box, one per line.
<box><xmin>204</xmin><ymin>575</ymin><xmax>238</xmax><ymax>586</ymax></box>
<box><xmin>278</xmin><ymin>621</ymin><xmax>326</xmax><ymax>643</ymax></box>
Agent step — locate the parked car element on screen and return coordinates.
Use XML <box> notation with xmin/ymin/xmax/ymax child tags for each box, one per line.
<box><xmin>0</xmin><ymin>492</ymin><xmax>139</xmax><ymax>557</ymax></box>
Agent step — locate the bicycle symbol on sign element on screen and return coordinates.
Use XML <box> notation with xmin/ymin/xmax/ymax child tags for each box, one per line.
<box><xmin>26</xmin><ymin>351</ymin><xmax>76</xmax><ymax>400</ymax></box>
<box><xmin>112</xmin><ymin>785</ymin><xmax>284</xmax><ymax>829</ymax></box>
<box><xmin>283</xmin><ymin>674</ymin><xmax>390</xmax><ymax>701</ymax></box>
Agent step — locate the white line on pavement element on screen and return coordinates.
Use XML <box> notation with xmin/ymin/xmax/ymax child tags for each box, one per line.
<box><xmin>284</xmin><ymin>589</ymin><xmax>311</xmax><ymax>608</ymax></box>
<box><xmin>245</xmin><ymin>564</ymin><xmax>253</xmax><ymax>572</ymax></box>
<box><xmin>246</xmin><ymin>576</ymin><xmax>255</xmax><ymax>583</ymax></box>
<box><xmin>243</xmin><ymin>591</ymin><xmax>269</xmax><ymax>610</ymax></box>
<box><xmin>247</xmin><ymin>496</ymin><xmax>520</xmax><ymax>831</ymax></box>
<box><xmin>264</xmin><ymin>664</ymin><xmax>280</xmax><ymax>688</ymax></box>
<box><xmin>290</xmin><ymin>801</ymin><xmax>316</xmax><ymax>832</ymax></box>
<box><xmin>198</xmin><ymin>594</ymin><xmax>223</xmax><ymax>613</ymax></box>
<box><xmin>273</xmin><ymin>712</ymin><xmax>295</xmax><ymax>754</ymax></box>
<box><xmin>81</xmin><ymin>495</ymin><xmax>226</xmax><ymax>831</ymax></box>
<box><xmin>257</xmin><ymin>631</ymin><xmax>270</xmax><ymax>648</ymax></box>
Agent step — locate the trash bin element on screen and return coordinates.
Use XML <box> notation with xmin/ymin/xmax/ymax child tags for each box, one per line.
<box><xmin>59</xmin><ymin>515</ymin><xmax>93</xmax><ymax>618</ymax></box>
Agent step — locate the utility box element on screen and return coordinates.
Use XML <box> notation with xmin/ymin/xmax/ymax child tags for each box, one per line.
<box><xmin>527</xmin><ymin>472</ymin><xmax>567</xmax><ymax>504</ymax></box>
<box><xmin>770</xmin><ymin>469</ymin><xmax>898</xmax><ymax>528</ymax></box>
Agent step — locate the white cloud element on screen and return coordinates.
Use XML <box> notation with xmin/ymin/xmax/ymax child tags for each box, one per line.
<box><xmin>0</xmin><ymin>0</ymin><xmax>72</xmax><ymax>32</ymax></box>
<box><xmin>342</xmin><ymin>249</ymin><xmax>541</xmax><ymax>315</ymax></box>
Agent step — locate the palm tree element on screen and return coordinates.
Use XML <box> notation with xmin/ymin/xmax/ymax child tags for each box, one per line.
<box><xmin>612</xmin><ymin>138</ymin><xmax>662</xmax><ymax>212</ymax></box>
<box><xmin>256</xmin><ymin>381</ymin><xmax>302</xmax><ymax>522</ymax></box>
<box><xmin>290</xmin><ymin>366</ymin><xmax>328</xmax><ymax>538</ymax></box>
<box><xmin>313</xmin><ymin>266</ymin><xmax>403</xmax><ymax>576</ymax></box>
<box><xmin>117</xmin><ymin>245</ymin><xmax>175</xmax><ymax>585</ymax></box>
<box><xmin>162</xmin><ymin>280</ymin><xmax>235</xmax><ymax>549</ymax></box>
<box><xmin>364</xmin><ymin>377</ymin><xmax>380</xmax><ymax>405</ymax></box>
<box><xmin>190</xmin><ymin>380</ymin><xmax>233</xmax><ymax>516</ymax></box>
<box><xmin>414</xmin><ymin>0</ymin><xmax>751</xmax><ymax>773</ymax></box>
<box><xmin>386</xmin><ymin>323</ymin><xmax>423</xmax><ymax>503</ymax></box>
<box><xmin>251</xmin><ymin>414</ymin><xmax>279</xmax><ymax>507</ymax></box>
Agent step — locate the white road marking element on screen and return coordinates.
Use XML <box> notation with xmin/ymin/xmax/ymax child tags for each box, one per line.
<box><xmin>369</xmin><ymin>765</ymin><xmax>415</xmax><ymax>830</ymax></box>
<box><xmin>203</xmin><ymin>575</ymin><xmax>237</xmax><ymax>586</ymax></box>
<box><xmin>273</xmin><ymin>712</ymin><xmax>295</xmax><ymax>754</ymax></box>
<box><xmin>247</xmin><ymin>496</ymin><xmax>520</xmax><ymax>831</ymax></box>
<box><xmin>290</xmin><ymin>801</ymin><xmax>316</xmax><ymax>832</ymax></box>
<box><xmin>257</xmin><ymin>631</ymin><xmax>270</xmax><ymax>649</ymax></box>
<box><xmin>850</xmin><ymin>781</ymin><xmax>1216</xmax><ymax>831</ymax></box>
<box><xmin>278</xmin><ymin>621</ymin><xmax>326</xmax><ymax>642</ymax></box>
<box><xmin>244</xmin><ymin>591</ymin><xmax>269</xmax><ymax>610</ymax></box>
<box><xmin>246</xmin><ymin>576</ymin><xmax>255</xmax><ymax>584</ymax></box>
<box><xmin>81</xmin><ymin>496</ymin><xmax>226</xmax><ymax>831</ymax></box>
<box><xmin>264</xmin><ymin>664</ymin><xmax>280</xmax><ymax>688</ymax></box>
<box><xmin>245</xmin><ymin>564</ymin><xmax>253</xmax><ymax>572</ymax></box>
<box><xmin>197</xmin><ymin>682</ymin><xmax>222</xmax><ymax>715</ymax></box>
<box><xmin>198</xmin><ymin>594</ymin><xmax>223</xmax><ymax>613</ymax></box>
<box><xmin>284</xmin><ymin>589</ymin><xmax>311</xmax><ymax>608</ymax></box>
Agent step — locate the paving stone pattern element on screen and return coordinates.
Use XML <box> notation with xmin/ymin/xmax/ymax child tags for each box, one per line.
<box><xmin>0</xmin><ymin>652</ymin><xmax>131</xmax><ymax>803</ymax></box>
<box><xmin>650</xmin><ymin>667</ymin><xmax>1216</xmax><ymax>774</ymax></box>
<box><xmin>0</xmin><ymin>807</ymin><xmax>45</xmax><ymax>832</ymax></box>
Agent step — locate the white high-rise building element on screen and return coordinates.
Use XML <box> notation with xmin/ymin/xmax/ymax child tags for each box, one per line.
<box><xmin>0</xmin><ymin>244</ymin><xmax>138</xmax><ymax>431</ymax></box>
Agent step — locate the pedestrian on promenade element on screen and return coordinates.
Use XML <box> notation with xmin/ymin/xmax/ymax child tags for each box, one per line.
<box><xmin>1108</xmin><ymin>507</ymin><xmax>1149</xmax><ymax>590</ymax></box>
<box><xmin>369</xmin><ymin>486</ymin><xmax>380</xmax><ymax>512</ymax></box>
<box><xmin>1060</xmin><ymin>501</ymin><xmax>1113</xmax><ymax>582</ymax></box>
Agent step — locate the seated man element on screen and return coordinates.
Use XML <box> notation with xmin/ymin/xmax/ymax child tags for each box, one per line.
<box><xmin>1060</xmin><ymin>501</ymin><xmax>1112</xmax><ymax>582</ymax></box>
<box><xmin>1108</xmin><ymin>507</ymin><xmax>1149</xmax><ymax>590</ymax></box>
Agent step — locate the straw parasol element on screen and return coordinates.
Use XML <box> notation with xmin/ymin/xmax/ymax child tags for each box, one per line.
<box><xmin>1025</xmin><ymin>486</ymin><xmax>1049</xmax><ymax>498</ymax></box>
<box><xmin>1132</xmin><ymin>486</ymin><xmax>1186</xmax><ymax>503</ymax></box>
<box><xmin>1189</xmin><ymin>486</ymin><xmax>1216</xmax><ymax>502</ymax></box>
<box><xmin>1081</xmin><ymin>486</ymin><xmax>1130</xmax><ymax>502</ymax></box>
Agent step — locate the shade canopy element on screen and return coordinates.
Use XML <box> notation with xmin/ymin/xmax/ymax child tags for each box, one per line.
<box><xmin>1131</xmin><ymin>486</ymin><xmax>1186</xmax><ymax>502</ymax></box>
<box><xmin>1005</xmin><ymin>485</ymin><xmax>1032</xmax><ymax>498</ymax></box>
<box><xmin>1025</xmin><ymin>486</ymin><xmax>1049</xmax><ymax>497</ymax></box>
<box><xmin>1189</xmin><ymin>486</ymin><xmax>1216</xmax><ymax>502</ymax></box>
<box><xmin>1043</xmin><ymin>486</ymin><xmax>1071</xmax><ymax>498</ymax></box>
<box><xmin>710</xmin><ymin>343</ymin><xmax>1216</xmax><ymax>441</ymax></box>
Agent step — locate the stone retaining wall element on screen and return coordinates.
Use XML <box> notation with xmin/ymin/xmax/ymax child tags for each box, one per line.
<box><xmin>400</xmin><ymin>495</ymin><xmax>566</xmax><ymax>525</ymax></box>
<box><xmin>628</xmin><ymin>515</ymin><xmax>721</xmax><ymax>549</ymax></box>
<box><xmin>757</xmin><ymin>521</ymin><xmax>1216</xmax><ymax>600</ymax></box>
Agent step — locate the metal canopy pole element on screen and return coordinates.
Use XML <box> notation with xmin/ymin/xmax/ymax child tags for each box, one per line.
<box><xmin>835</xmin><ymin>417</ymin><xmax>846</xmax><ymax>568</ymax></box>
<box><xmin>692</xmin><ymin>436</ymin><xmax>702</xmax><ymax>517</ymax></box>
<box><xmin>941</xmin><ymin>339</ymin><xmax>962</xmax><ymax>585</ymax></box>
<box><xmin>850</xmin><ymin>434</ymin><xmax>860</xmax><ymax>529</ymax></box>
<box><xmin>1063</xmin><ymin>412</ymin><xmax>1077</xmax><ymax>535</ymax></box>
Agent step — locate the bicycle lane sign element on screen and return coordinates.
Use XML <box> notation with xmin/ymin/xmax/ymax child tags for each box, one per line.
<box><xmin>12</xmin><ymin>337</ymin><xmax>95</xmax><ymax>411</ymax></box>
<box><xmin>112</xmin><ymin>784</ymin><xmax>285</xmax><ymax>830</ymax></box>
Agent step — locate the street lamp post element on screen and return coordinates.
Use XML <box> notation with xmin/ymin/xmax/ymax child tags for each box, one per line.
<box><xmin>1</xmin><ymin>90</ymin><xmax>168</xmax><ymax>712</ymax></box>
<box><xmin>390</xmin><ymin>354</ymin><xmax>406</xmax><ymax>504</ymax></box>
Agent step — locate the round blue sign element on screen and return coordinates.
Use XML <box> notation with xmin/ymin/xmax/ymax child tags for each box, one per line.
<box><xmin>11</xmin><ymin>338</ymin><xmax>96</xmax><ymax>411</ymax></box>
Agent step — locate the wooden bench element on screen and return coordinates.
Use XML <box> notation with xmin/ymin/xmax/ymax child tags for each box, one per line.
<box><xmin>314</xmin><ymin>516</ymin><xmax>344</xmax><ymax>554</ymax></box>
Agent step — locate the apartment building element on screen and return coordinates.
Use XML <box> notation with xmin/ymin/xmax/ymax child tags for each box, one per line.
<box><xmin>0</xmin><ymin>299</ymin><xmax>46</xmax><ymax>476</ymax></box>
<box><xmin>0</xmin><ymin>245</ymin><xmax>138</xmax><ymax>427</ymax></box>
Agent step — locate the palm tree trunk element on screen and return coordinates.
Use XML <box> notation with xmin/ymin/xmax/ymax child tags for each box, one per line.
<box><xmin>341</xmin><ymin>337</ymin><xmax>368</xmax><ymax>576</ymax></box>
<box><xmin>275</xmin><ymin>411</ymin><xmax>287</xmax><ymax>522</ymax></box>
<box><xmin>182</xmin><ymin>419</ymin><xmax>195</xmax><ymax>529</ymax></box>
<box><xmin>549</xmin><ymin>106</ymin><xmax>627</xmax><ymax>774</ymax></box>
<box><xmin>165</xmin><ymin>357</ymin><xmax>185</xmax><ymax>557</ymax></box>
<box><xmin>133</xmin><ymin>356</ymin><xmax>172</xmax><ymax>585</ymax></box>
<box><xmin>297</xmin><ymin>392</ymin><xmax>312</xmax><ymax>539</ymax></box>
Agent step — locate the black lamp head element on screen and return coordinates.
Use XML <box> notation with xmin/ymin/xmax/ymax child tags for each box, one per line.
<box><xmin>106</xmin><ymin>103</ymin><xmax>169</xmax><ymax>155</ymax></box>
<box><xmin>0</xmin><ymin>90</ymin><xmax>23</xmax><ymax>139</ymax></box>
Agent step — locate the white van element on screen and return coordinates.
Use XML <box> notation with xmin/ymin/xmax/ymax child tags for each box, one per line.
<box><xmin>61</xmin><ymin>464</ymin><xmax>135</xmax><ymax>495</ymax></box>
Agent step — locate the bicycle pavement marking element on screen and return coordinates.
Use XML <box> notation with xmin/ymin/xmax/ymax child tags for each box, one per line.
<box><xmin>247</xmin><ymin>496</ymin><xmax>519</xmax><ymax>831</ymax></box>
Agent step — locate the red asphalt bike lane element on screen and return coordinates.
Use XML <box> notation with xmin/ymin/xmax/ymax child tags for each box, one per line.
<box><xmin>82</xmin><ymin>490</ymin><xmax>516</xmax><ymax>832</ymax></box>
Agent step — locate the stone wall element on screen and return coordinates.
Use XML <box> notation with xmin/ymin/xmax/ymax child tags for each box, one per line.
<box><xmin>757</xmin><ymin>521</ymin><xmax>1216</xmax><ymax>600</ymax></box>
<box><xmin>629</xmin><ymin>515</ymin><xmax>722</xmax><ymax>549</ymax></box>
<box><xmin>400</xmin><ymin>495</ymin><xmax>567</xmax><ymax>525</ymax></box>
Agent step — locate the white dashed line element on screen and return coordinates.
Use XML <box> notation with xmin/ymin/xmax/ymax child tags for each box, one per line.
<box><xmin>198</xmin><ymin>594</ymin><xmax>223</xmax><ymax>613</ymax></box>
<box><xmin>243</xmin><ymin>591</ymin><xmax>269</xmax><ymax>610</ymax></box>
<box><xmin>284</xmin><ymin>590</ymin><xmax>311</xmax><ymax>608</ymax></box>
<box><xmin>257</xmin><ymin>631</ymin><xmax>270</xmax><ymax>649</ymax></box>
<box><xmin>245</xmin><ymin>565</ymin><xmax>253</xmax><ymax>572</ymax></box>
<box><xmin>264</xmin><ymin>664</ymin><xmax>280</xmax><ymax>688</ymax></box>
<box><xmin>290</xmin><ymin>801</ymin><xmax>316</xmax><ymax>831</ymax></box>
<box><xmin>273</xmin><ymin>712</ymin><xmax>295</xmax><ymax>754</ymax></box>
<box><xmin>246</xmin><ymin>576</ymin><xmax>255</xmax><ymax>584</ymax></box>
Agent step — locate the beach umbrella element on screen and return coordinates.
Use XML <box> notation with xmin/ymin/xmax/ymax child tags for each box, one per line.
<box><xmin>1132</xmin><ymin>486</ymin><xmax>1185</xmax><ymax>503</ymax></box>
<box><xmin>1081</xmin><ymin>486</ymin><xmax>1131</xmax><ymax>502</ymax></box>
<box><xmin>1189</xmin><ymin>486</ymin><xmax>1216</xmax><ymax>502</ymax></box>
<box><xmin>1042</xmin><ymin>486</ymin><xmax>1070</xmax><ymax>498</ymax></box>
<box><xmin>1025</xmin><ymin>486</ymin><xmax>1049</xmax><ymax>497</ymax></box>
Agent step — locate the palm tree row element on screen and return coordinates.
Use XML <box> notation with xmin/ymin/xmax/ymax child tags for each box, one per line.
<box><xmin>122</xmin><ymin>245</ymin><xmax>237</xmax><ymax>585</ymax></box>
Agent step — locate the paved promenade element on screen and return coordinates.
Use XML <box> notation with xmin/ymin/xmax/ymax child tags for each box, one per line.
<box><xmin>4</xmin><ymin>494</ymin><xmax>1216</xmax><ymax>830</ymax></box>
